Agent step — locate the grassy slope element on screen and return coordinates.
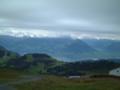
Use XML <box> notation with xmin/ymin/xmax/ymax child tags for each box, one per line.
<box><xmin>0</xmin><ymin>69</ymin><xmax>120</xmax><ymax>90</ymax></box>
<box><xmin>14</xmin><ymin>76</ymin><xmax>120</xmax><ymax>90</ymax></box>
<box><xmin>0</xmin><ymin>69</ymin><xmax>24</xmax><ymax>83</ymax></box>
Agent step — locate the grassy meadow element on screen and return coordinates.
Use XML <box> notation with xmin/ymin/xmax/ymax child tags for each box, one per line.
<box><xmin>14</xmin><ymin>76</ymin><xmax>120</xmax><ymax>90</ymax></box>
<box><xmin>0</xmin><ymin>69</ymin><xmax>120</xmax><ymax>90</ymax></box>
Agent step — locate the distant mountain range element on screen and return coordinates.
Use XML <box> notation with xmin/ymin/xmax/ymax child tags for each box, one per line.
<box><xmin>84</xmin><ymin>39</ymin><xmax>120</xmax><ymax>51</ymax></box>
<box><xmin>0</xmin><ymin>36</ymin><xmax>120</xmax><ymax>61</ymax></box>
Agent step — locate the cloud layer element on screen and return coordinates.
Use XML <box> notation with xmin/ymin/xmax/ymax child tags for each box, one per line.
<box><xmin>0</xmin><ymin>0</ymin><xmax>120</xmax><ymax>39</ymax></box>
<box><xmin>0</xmin><ymin>28</ymin><xmax>120</xmax><ymax>40</ymax></box>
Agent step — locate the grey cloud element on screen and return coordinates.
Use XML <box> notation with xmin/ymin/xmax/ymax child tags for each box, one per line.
<box><xmin>0</xmin><ymin>0</ymin><xmax>120</xmax><ymax>38</ymax></box>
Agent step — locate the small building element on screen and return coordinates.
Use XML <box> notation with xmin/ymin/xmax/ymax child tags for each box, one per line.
<box><xmin>109</xmin><ymin>67</ymin><xmax>120</xmax><ymax>77</ymax></box>
<box><xmin>68</xmin><ymin>76</ymin><xmax>81</xmax><ymax>79</ymax></box>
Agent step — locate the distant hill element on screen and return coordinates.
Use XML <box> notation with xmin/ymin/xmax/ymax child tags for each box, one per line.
<box><xmin>83</xmin><ymin>39</ymin><xmax>114</xmax><ymax>51</ymax></box>
<box><xmin>7</xmin><ymin>53</ymin><xmax>61</xmax><ymax>74</ymax></box>
<box><xmin>106</xmin><ymin>41</ymin><xmax>120</xmax><ymax>52</ymax></box>
<box><xmin>0</xmin><ymin>36</ymin><xmax>97</xmax><ymax>61</ymax></box>
<box><xmin>0</xmin><ymin>45</ymin><xmax>120</xmax><ymax>75</ymax></box>
<box><xmin>0</xmin><ymin>45</ymin><xmax>6</xmax><ymax>57</ymax></box>
<box><xmin>0</xmin><ymin>45</ymin><xmax>62</xmax><ymax>74</ymax></box>
<box><xmin>0</xmin><ymin>45</ymin><xmax>19</xmax><ymax>67</ymax></box>
<box><xmin>1</xmin><ymin>36</ymin><xmax>120</xmax><ymax>61</ymax></box>
<box><xmin>62</xmin><ymin>39</ymin><xmax>96</xmax><ymax>53</ymax></box>
<box><xmin>58</xmin><ymin>39</ymin><xmax>97</xmax><ymax>61</ymax></box>
<box><xmin>0</xmin><ymin>45</ymin><xmax>6</xmax><ymax>50</ymax></box>
<box><xmin>0</xmin><ymin>45</ymin><xmax>19</xmax><ymax>58</ymax></box>
<box><xmin>83</xmin><ymin>39</ymin><xmax>120</xmax><ymax>59</ymax></box>
<box><xmin>48</xmin><ymin>60</ymin><xmax>120</xmax><ymax>76</ymax></box>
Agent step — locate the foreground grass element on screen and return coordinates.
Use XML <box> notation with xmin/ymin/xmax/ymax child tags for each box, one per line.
<box><xmin>14</xmin><ymin>75</ymin><xmax>120</xmax><ymax>90</ymax></box>
<box><xmin>0</xmin><ymin>69</ymin><xmax>24</xmax><ymax>83</ymax></box>
<box><xmin>0</xmin><ymin>69</ymin><xmax>120</xmax><ymax>90</ymax></box>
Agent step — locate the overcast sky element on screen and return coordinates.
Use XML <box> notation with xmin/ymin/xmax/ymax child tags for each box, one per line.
<box><xmin>0</xmin><ymin>0</ymin><xmax>120</xmax><ymax>39</ymax></box>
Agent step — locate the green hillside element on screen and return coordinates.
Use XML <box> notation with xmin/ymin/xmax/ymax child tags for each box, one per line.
<box><xmin>0</xmin><ymin>45</ymin><xmax>120</xmax><ymax>76</ymax></box>
<box><xmin>0</xmin><ymin>45</ymin><xmax>63</xmax><ymax>74</ymax></box>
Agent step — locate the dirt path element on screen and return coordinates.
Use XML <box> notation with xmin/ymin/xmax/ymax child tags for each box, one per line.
<box><xmin>0</xmin><ymin>85</ymin><xmax>15</xmax><ymax>90</ymax></box>
<box><xmin>8</xmin><ymin>75</ymin><xmax>42</xmax><ymax>85</ymax></box>
<box><xmin>0</xmin><ymin>75</ymin><xmax>42</xmax><ymax>90</ymax></box>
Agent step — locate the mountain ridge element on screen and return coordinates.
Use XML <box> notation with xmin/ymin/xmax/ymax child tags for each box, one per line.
<box><xmin>1</xmin><ymin>36</ymin><xmax>120</xmax><ymax>61</ymax></box>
